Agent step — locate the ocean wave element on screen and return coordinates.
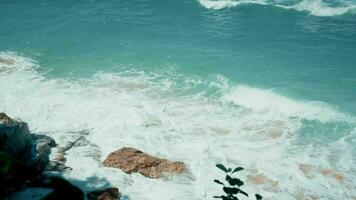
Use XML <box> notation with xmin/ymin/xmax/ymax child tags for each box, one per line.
<box><xmin>198</xmin><ymin>0</ymin><xmax>356</xmax><ymax>16</ymax></box>
<box><xmin>1</xmin><ymin>52</ymin><xmax>356</xmax><ymax>200</ymax></box>
<box><xmin>222</xmin><ymin>85</ymin><xmax>355</xmax><ymax>123</ymax></box>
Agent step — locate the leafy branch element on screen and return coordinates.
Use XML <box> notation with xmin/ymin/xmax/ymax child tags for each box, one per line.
<box><xmin>214</xmin><ymin>164</ymin><xmax>262</xmax><ymax>200</ymax></box>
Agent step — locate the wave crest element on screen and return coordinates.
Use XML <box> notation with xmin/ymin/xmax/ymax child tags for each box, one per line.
<box><xmin>198</xmin><ymin>0</ymin><xmax>356</xmax><ymax>16</ymax></box>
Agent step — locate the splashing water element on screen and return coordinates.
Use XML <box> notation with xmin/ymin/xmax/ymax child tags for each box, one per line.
<box><xmin>1</xmin><ymin>52</ymin><xmax>355</xmax><ymax>199</ymax></box>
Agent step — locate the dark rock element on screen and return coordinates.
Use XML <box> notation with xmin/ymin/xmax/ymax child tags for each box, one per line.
<box><xmin>37</xmin><ymin>176</ymin><xmax>84</xmax><ymax>200</ymax></box>
<box><xmin>0</xmin><ymin>113</ymin><xmax>32</xmax><ymax>158</ymax></box>
<box><xmin>87</xmin><ymin>188</ymin><xmax>120</xmax><ymax>200</ymax></box>
<box><xmin>0</xmin><ymin>113</ymin><xmax>56</xmax><ymax>174</ymax></box>
<box><xmin>103</xmin><ymin>147</ymin><xmax>186</xmax><ymax>178</ymax></box>
<box><xmin>0</xmin><ymin>113</ymin><xmax>57</xmax><ymax>198</ymax></box>
<box><xmin>45</xmin><ymin>161</ymin><xmax>72</xmax><ymax>172</ymax></box>
<box><xmin>9</xmin><ymin>187</ymin><xmax>53</xmax><ymax>199</ymax></box>
<box><xmin>57</xmin><ymin>136</ymin><xmax>87</xmax><ymax>154</ymax></box>
<box><xmin>32</xmin><ymin>134</ymin><xmax>57</xmax><ymax>148</ymax></box>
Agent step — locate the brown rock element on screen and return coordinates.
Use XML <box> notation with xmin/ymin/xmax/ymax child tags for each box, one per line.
<box><xmin>0</xmin><ymin>112</ymin><xmax>15</xmax><ymax>124</ymax></box>
<box><xmin>87</xmin><ymin>188</ymin><xmax>120</xmax><ymax>200</ymax></box>
<box><xmin>102</xmin><ymin>147</ymin><xmax>186</xmax><ymax>178</ymax></box>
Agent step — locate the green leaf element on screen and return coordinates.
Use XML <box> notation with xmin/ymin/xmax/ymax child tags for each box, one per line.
<box><xmin>225</xmin><ymin>175</ymin><xmax>232</xmax><ymax>182</ymax></box>
<box><xmin>214</xmin><ymin>195</ymin><xmax>229</xmax><ymax>200</ymax></box>
<box><xmin>227</xmin><ymin>168</ymin><xmax>232</xmax><ymax>173</ymax></box>
<box><xmin>216</xmin><ymin>164</ymin><xmax>228</xmax><ymax>173</ymax></box>
<box><xmin>214</xmin><ymin>179</ymin><xmax>225</xmax><ymax>185</ymax></box>
<box><xmin>223</xmin><ymin>187</ymin><xmax>238</xmax><ymax>195</ymax></box>
<box><xmin>237</xmin><ymin>189</ymin><xmax>248</xmax><ymax>197</ymax></box>
<box><xmin>255</xmin><ymin>194</ymin><xmax>263</xmax><ymax>200</ymax></box>
<box><xmin>232</xmin><ymin>167</ymin><xmax>244</xmax><ymax>173</ymax></box>
<box><xmin>229</xmin><ymin>178</ymin><xmax>244</xmax><ymax>187</ymax></box>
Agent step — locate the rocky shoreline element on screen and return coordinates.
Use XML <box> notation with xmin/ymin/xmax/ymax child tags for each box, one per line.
<box><xmin>0</xmin><ymin>113</ymin><xmax>187</xmax><ymax>200</ymax></box>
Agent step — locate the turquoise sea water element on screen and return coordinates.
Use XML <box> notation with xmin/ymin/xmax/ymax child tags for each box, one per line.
<box><xmin>1</xmin><ymin>0</ymin><xmax>356</xmax><ymax>199</ymax></box>
<box><xmin>1</xmin><ymin>0</ymin><xmax>356</xmax><ymax>112</ymax></box>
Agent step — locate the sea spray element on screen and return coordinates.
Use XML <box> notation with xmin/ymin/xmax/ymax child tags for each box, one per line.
<box><xmin>1</xmin><ymin>52</ymin><xmax>356</xmax><ymax>199</ymax></box>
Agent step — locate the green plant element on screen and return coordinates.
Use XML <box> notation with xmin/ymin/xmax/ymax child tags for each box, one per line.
<box><xmin>214</xmin><ymin>164</ymin><xmax>262</xmax><ymax>200</ymax></box>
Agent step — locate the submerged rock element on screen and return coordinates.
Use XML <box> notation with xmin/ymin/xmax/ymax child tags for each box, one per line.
<box><xmin>87</xmin><ymin>188</ymin><xmax>120</xmax><ymax>200</ymax></box>
<box><xmin>320</xmin><ymin>168</ymin><xmax>345</xmax><ymax>182</ymax></box>
<box><xmin>103</xmin><ymin>147</ymin><xmax>186</xmax><ymax>178</ymax></box>
<box><xmin>299</xmin><ymin>163</ymin><xmax>313</xmax><ymax>177</ymax></box>
<box><xmin>299</xmin><ymin>163</ymin><xmax>345</xmax><ymax>182</ymax></box>
<box><xmin>248</xmin><ymin>174</ymin><xmax>278</xmax><ymax>188</ymax></box>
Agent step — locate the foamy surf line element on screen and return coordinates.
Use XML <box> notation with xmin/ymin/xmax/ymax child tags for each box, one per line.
<box><xmin>198</xmin><ymin>0</ymin><xmax>356</xmax><ymax>16</ymax></box>
<box><xmin>1</xmin><ymin>52</ymin><xmax>356</xmax><ymax>200</ymax></box>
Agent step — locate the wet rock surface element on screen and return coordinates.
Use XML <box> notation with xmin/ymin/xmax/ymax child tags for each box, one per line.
<box><xmin>0</xmin><ymin>113</ymin><xmax>56</xmax><ymax>198</ymax></box>
<box><xmin>103</xmin><ymin>147</ymin><xmax>186</xmax><ymax>178</ymax></box>
<box><xmin>87</xmin><ymin>188</ymin><xmax>120</xmax><ymax>200</ymax></box>
<box><xmin>0</xmin><ymin>113</ymin><xmax>32</xmax><ymax>158</ymax></box>
<box><xmin>45</xmin><ymin>160</ymin><xmax>72</xmax><ymax>172</ymax></box>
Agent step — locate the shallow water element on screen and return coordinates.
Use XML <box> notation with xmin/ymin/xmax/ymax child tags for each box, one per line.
<box><xmin>1</xmin><ymin>0</ymin><xmax>356</xmax><ymax>199</ymax></box>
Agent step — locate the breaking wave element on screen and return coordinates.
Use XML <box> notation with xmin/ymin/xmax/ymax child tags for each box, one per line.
<box><xmin>198</xmin><ymin>0</ymin><xmax>356</xmax><ymax>16</ymax></box>
<box><xmin>1</xmin><ymin>52</ymin><xmax>356</xmax><ymax>199</ymax></box>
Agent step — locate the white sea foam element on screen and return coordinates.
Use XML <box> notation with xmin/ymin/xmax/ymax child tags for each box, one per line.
<box><xmin>198</xmin><ymin>0</ymin><xmax>267</xmax><ymax>9</ymax></box>
<box><xmin>222</xmin><ymin>85</ymin><xmax>355</xmax><ymax>123</ymax></box>
<box><xmin>281</xmin><ymin>0</ymin><xmax>356</xmax><ymax>16</ymax></box>
<box><xmin>1</xmin><ymin>52</ymin><xmax>356</xmax><ymax>199</ymax></box>
<box><xmin>198</xmin><ymin>0</ymin><xmax>356</xmax><ymax>16</ymax></box>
